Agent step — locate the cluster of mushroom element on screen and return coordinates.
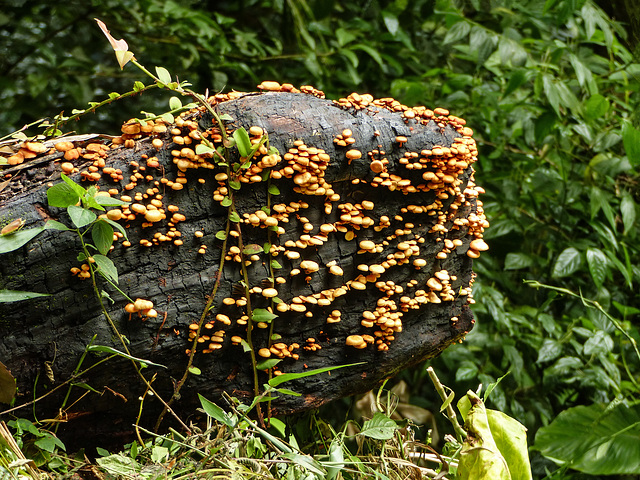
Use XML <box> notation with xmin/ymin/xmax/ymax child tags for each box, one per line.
<box><xmin>124</xmin><ymin>298</ymin><xmax>157</xmax><ymax>318</ymax></box>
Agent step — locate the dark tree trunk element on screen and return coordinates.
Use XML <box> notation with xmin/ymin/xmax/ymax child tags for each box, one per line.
<box><xmin>0</xmin><ymin>91</ymin><xmax>483</xmax><ymax>449</ymax></box>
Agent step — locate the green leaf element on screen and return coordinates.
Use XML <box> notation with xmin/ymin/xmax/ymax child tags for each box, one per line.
<box><xmin>0</xmin><ymin>289</ymin><xmax>51</xmax><ymax>303</ymax></box>
<box><xmin>96</xmin><ymin>455</ymin><xmax>141</xmax><ymax>476</ymax></box>
<box><xmin>103</xmin><ymin>218</ymin><xmax>128</xmax><ymax>241</ymax></box>
<box><xmin>35</xmin><ymin>433</ymin><xmax>65</xmax><ymax>453</ymax></box>
<box><xmin>457</xmin><ymin>391</ymin><xmax>512</xmax><ymax>480</ymax></box>
<box><xmin>443</xmin><ymin>20</ymin><xmax>470</xmax><ymax>45</ymax></box>
<box><xmin>503</xmin><ymin>69</ymin><xmax>528</xmax><ymax>98</ymax></box>
<box><xmin>47</xmin><ymin>182</ymin><xmax>81</xmax><ymax>208</ymax></box>
<box><xmin>92</xmin><ymin>220</ymin><xmax>114</xmax><ymax>255</ymax></box>
<box><xmin>45</xmin><ymin>220</ymin><xmax>71</xmax><ymax>231</ymax></box>
<box><xmin>215</xmin><ymin>230</ymin><xmax>227</xmax><ymax>240</ymax></box>
<box><xmin>229</xmin><ymin>179</ymin><xmax>241</xmax><ymax>191</ymax></box>
<box><xmin>188</xmin><ymin>366</ymin><xmax>201</xmax><ymax>375</ymax></box>
<box><xmin>268</xmin><ymin>363</ymin><xmax>364</xmax><ymax>388</ymax></box>
<box><xmin>620</xmin><ymin>191</ymin><xmax>636</xmax><ymax>235</ymax></box>
<box><xmin>252</xmin><ymin>308</ymin><xmax>277</xmax><ymax>323</ymax></box>
<box><xmin>195</xmin><ymin>143</ymin><xmax>216</xmax><ymax>155</ymax></box>
<box><xmin>536</xmin><ymin>339</ymin><xmax>562</xmax><ymax>363</ymax></box>
<box><xmin>534</xmin><ymin>402</ymin><xmax>640</xmax><ymax>475</ymax></box>
<box><xmin>243</xmin><ymin>244</ymin><xmax>262</xmax><ymax>255</ymax></box>
<box><xmin>233</xmin><ymin>127</ymin><xmax>253</xmax><ymax>158</ymax></box>
<box><xmin>485</xmin><ymin>408</ymin><xmax>531</xmax><ymax>480</ymax></box>
<box><xmin>268</xmin><ymin>184</ymin><xmax>280</xmax><ymax>195</ymax></box>
<box><xmin>359</xmin><ymin>412</ymin><xmax>398</xmax><ymax>440</ymax></box>
<box><xmin>87</xmin><ymin>345</ymin><xmax>166</xmax><ymax>369</ymax></box>
<box><xmin>381</xmin><ymin>10</ymin><xmax>399</xmax><ymax>35</ymax></box>
<box><xmin>0</xmin><ymin>360</ymin><xmax>16</xmax><ymax>404</ymax></box>
<box><xmin>256</xmin><ymin>358</ymin><xmax>281</xmax><ymax>370</ymax></box>
<box><xmin>198</xmin><ymin>394</ymin><xmax>235</xmax><ymax>428</ymax></box>
<box><xmin>271</xmin><ymin>260</ymin><xmax>282</xmax><ymax>269</ymax></box>
<box><xmin>93</xmin><ymin>254</ymin><xmax>118</xmax><ymax>284</ymax></box>
<box><xmin>504</xmin><ymin>252</ymin><xmax>534</xmax><ymax>270</ymax></box>
<box><xmin>586</xmin><ymin>248</ymin><xmax>608</xmax><ymax>289</ymax></box>
<box><xmin>155</xmin><ymin>66</ymin><xmax>172</xmax><ymax>85</ymax></box>
<box><xmin>583</xmin><ymin>94</ymin><xmax>609</xmax><ymax>121</ymax></box>
<box><xmin>93</xmin><ymin>195</ymin><xmax>129</xmax><ymax>207</ymax></box>
<box><xmin>133</xmin><ymin>81</ymin><xmax>145</xmax><ymax>92</ymax></box>
<box><xmin>622</xmin><ymin>122</ymin><xmax>640</xmax><ymax>167</ymax></box>
<box><xmin>67</xmin><ymin>205</ymin><xmax>97</xmax><ymax>229</ymax></box>
<box><xmin>0</xmin><ymin>225</ymin><xmax>45</xmax><ymax>254</ymax></box>
<box><xmin>229</xmin><ymin>211</ymin><xmax>241</xmax><ymax>223</ymax></box>
<box><xmin>169</xmin><ymin>96</ymin><xmax>182</xmax><ymax>110</ymax></box>
<box><xmin>551</xmin><ymin>247</ymin><xmax>582</xmax><ymax>278</ymax></box>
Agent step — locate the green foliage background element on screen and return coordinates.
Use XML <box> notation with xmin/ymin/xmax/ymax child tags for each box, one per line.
<box><xmin>2</xmin><ymin>0</ymin><xmax>639</xmax><ymax>477</ymax></box>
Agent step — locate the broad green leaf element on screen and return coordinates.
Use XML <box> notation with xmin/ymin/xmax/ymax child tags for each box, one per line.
<box><xmin>242</xmin><ymin>244</ymin><xmax>262</xmax><ymax>255</ymax></box>
<box><xmin>215</xmin><ymin>230</ymin><xmax>227</xmax><ymax>240</ymax></box>
<box><xmin>586</xmin><ymin>248</ymin><xmax>608</xmax><ymax>289</ymax></box>
<box><xmin>188</xmin><ymin>366</ymin><xmax>201</xmax><ymax>375</ymax></box>
<box><xmin>551</xmin><ymin>247</ymin><xmax>581</xmax><ymax>278</ymax></box>
<box><xmin>229</xmin><ymin>211</ymin><xmax>241</xmax><ymax>222</ymax></box>
<box><xmin>485</xmin><ymin>408</ymin><xmax>531</xmax><ymax>480</ymax></box>
<box><xmin>92</xmin><ymin>220</ymin><xmax>114</xmax><ymax>255</ymax></box>
<box><xmin>271</xmin><ymin>260</ymin><xmax>282</xmax><ymax>269</ymax></box>
<box><xmin>96</xmin><ymin>455</ymin><xmax>141</xmax><ymax>476</ymax></box>
<box><xmin>584</xmin><ymin>93</ymin><xmax>609</xmax><ymax>121</ymax></box>
<box><xmin>87</xmin><ymin>345</ymin><xmax>166</xmax><ymax>369</ymax></box>
<box><xmin>325</xmin><ymin>436</ymin><xmax>345</xmax><ymax>480</ymax></box>
<box><xmin>252</xmin><ymin>308</ymin><xmax>277</xmax><ymax>323</ymax></box>
<box><xmin>34</xmin><ymin>434</ymin><xmax>65</xmax><ymax>453</ymax></box>
<box><xmin>0</xmin><ymin>225</ymin><xmax>45</xmax><ymax>254</ymax></box>
<box><xmin>47</xmin><ymin>182</ymin><xmax>81</xmax><ymax>208</ymax></box>
<box><xmin>103</xmin><ymin>218</ymin><xmax>128</xmax><ymax>241</ymax></box>
<box><xmin>542</xmin><ymin>74</ymin><xmax>561</xmax><ymax>117</ymax></box>
<box><xmin>503</xmin><ymin>69</ymin><xmax>528</xmax><ymax>97</ymax></box>
<box><xmin>155</xmin><ymin>66</ymin><xmax>172</xmax><ymax>84</ymax></box>
<box><xmin>536</xmin><ymin>339</ymin><xmax>562</xmax><ymax>363</ymax></box>
<box><xmin>622</xmin><ymin>122</ymin><xmax>640</xmax><ymax>167</ymax></box>
<box><xmin>93</xmin><ymin>254</ymin><xmax>118</xmax><ymax>284</ymax></box>
<box><xmin>0</xmin><ymin>289</ymin><xmax>50</xmax><ymax>302</ymax></box>
<box><xmin>583</xmin><ymin>331</ymin><xmax>614</xmax><ymax>355</ymax></box>
<box><xmin>359</xmin><ymin>412</ymin><xmax>398</xmax><ymax>440</ymax></box>
<box><xmin>198</xmin><ymin>394</ymin><xmax>235</xmax><ymax>428</ymax></box>
<box><xmin>504</xmin><ymin>252</ymin><xmax>534</xmax><ymax>270</ymax></box>
<box><xmin>268</xmin><ymin>363</ymin><xmax>364</xmax><ymax>388</ymax></box>
<box><xmin>381</xmin><ymin>10</ymin><xmax>399</xmax><ymax>35</ymax></box>
<box><xmin>221</xmin><ymin>196</ymin><xmax>232</xmax><ymax>207</ymax></box>
<box><xmin>457</xmin><ymin>391</ymin><xmax>511</xmax><ymax>480</ymax></box>
<box><xmin>444</xmin><ymin>20</ymin><xmax>470</xmax><ymax>45</ymax></box>
<box><xmin>456</xmin><ymin>360</ymin><xmax>479</xmax><ymax>381</ymax></box>
<box><xmin>67</xmin><ymin>205</ymin><xmax>96</xmax><ymax>229</ymax></box>
<box><xmin>60</xmin><ymin>173</ymin><xmax>87</xmax><ymax>196</ymax></box>
<box><xmin>534</xmin><ymin>402</ymin><xmax>640</xmax><ymax>475</ymax></box>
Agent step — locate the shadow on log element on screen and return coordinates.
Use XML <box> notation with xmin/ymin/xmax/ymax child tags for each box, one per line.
<box><xmin>0</xmin><ymin>89</ymin><xmax>486</xmax><ymax>449</ymax></box>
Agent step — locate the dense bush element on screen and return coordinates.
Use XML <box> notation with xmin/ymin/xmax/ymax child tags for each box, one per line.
<box><xmin>2</xmin><ymin>0</ymin><xmax>639</xmax><ymax>477</ymax></box>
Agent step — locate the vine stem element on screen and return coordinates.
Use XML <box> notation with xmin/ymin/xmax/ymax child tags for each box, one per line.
<box><xmin>78</xmin><ymin>231</ymin><xmax>190</xmax><ymax>433</ymax></box>
<box><xmin>153</xmin><ymin>219</ymin><xmax>231</xmax><ymax>432</ymax></box>
<box><xmin>426</xmin><ymin>367</ymin><xmax>467</xmax><ymax>442</ymax></box>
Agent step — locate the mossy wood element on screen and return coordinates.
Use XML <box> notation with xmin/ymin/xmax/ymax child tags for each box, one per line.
<box><xmin>0</xmin><ymin>91</ymin><xmax>483</xmax><ymax>445</ymax></box>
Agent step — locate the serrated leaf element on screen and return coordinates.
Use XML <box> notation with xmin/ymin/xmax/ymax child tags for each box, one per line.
<box><xmin>551</xmin><ymin>247</ymin><xmax>582</xmax><ymax>278</ymax></box>
<box><xmin>67</xmin><ymin>205</ymin><xmax>97</xmax><ymax>229</ymax></box>
<box><xmin>0</xmin><ymin>289</ymin><xmax>51</xmax><ymax>303</ymax></box>
<box><xmin>0</xmin><ymin>226</ymin><xmax>45</xmax><ymax>254</ymax></box>
<box><xmin>93</xmin><ymin>254</ymin><xmax>118</xmax><ymax>284</ymax></box>
<box><xmin>444</xmin><ymin>20</ymin><xmax>470</xmax><ymax>45</ymax></box>
<box><xmin>586</xmin><ymin>247</ymin><xmax>608</xmax><ymax>289</ymax></box>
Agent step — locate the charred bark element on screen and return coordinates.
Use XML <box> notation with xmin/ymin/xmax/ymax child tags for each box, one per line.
<box><xmin>0</xmin><ymin>91</ymin><xmax>483</xmax><ymax>448</ymax></box>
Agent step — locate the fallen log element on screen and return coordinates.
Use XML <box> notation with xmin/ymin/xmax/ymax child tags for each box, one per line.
<box><xmin>0</xmin><ymin>87</ymin><xmax>486</xmax><ymax>448</ymax></box>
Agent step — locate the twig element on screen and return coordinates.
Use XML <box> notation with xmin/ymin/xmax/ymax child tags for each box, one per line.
<box><xmin>426</xmin><ymin>367</ymin><xmax>467</xmax><ymax>442</ymax></box>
